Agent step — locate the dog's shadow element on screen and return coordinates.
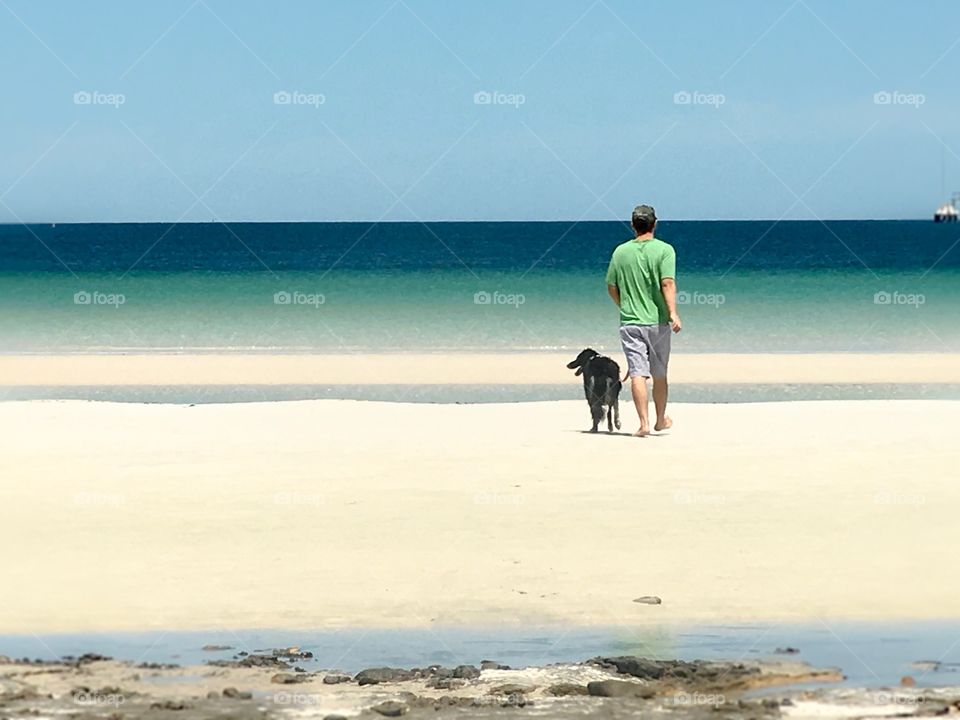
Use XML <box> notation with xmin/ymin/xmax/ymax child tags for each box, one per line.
<box><xmin>571</xmin><ymin>430</ymin><xmax>668</xmax><ymax>438</ymax></box>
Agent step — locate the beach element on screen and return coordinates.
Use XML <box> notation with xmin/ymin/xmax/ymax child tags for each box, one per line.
<box><xmin>2</xmin><ymin>395</ymin><xmax>956</xmax><ymax>635</ymax></box>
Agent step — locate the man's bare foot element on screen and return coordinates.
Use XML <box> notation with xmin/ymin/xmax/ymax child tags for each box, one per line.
<box><xmin>654</xmin><ymin>416</ymin><xmax>673</xmax><ymax>432</ymax></box>
<box><xmin>634</xmin><ymin>425</ymin><xmax>650</xmax><ymax>437</ymax></box>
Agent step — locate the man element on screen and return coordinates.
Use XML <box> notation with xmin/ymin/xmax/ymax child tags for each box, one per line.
<box><xmin>605</xmin><ymin>205</ymin><xmax>682</xmax><ymax>437</ymax></box>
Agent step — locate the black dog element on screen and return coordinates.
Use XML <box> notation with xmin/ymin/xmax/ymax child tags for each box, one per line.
<box><xmin>566</xmin><ymin>348</ymin><xmax>622</xmax><ymax>433</ymax></box>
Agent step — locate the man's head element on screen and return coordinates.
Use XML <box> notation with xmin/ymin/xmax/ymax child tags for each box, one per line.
<box><xmin>631</xmin><ymin>204</ymin><xmax>657</xmax><ymax>235</ymax></box>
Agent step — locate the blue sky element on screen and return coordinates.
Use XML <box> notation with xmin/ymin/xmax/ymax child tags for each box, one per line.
<box><xmin>1</xmin><ymin>0</ymin><xmax>959</xmax><ymax>222</ymax></box>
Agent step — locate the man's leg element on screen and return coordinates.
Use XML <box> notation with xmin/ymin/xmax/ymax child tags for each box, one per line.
<box><xmin>653</xmin><ymin>376</ymin><xmax>672</xmax><ymax>431</ymax></box>
<box><xmin>631</xmin><ymin>375</ymin><xmax>650</xmax><ymax>437</ymax></box>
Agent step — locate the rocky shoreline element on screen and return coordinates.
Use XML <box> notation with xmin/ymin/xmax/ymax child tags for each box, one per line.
<box><xmin>2</xmin><ymin>649</ymin><xmax>958</xmax><ymax>719</ymax></box>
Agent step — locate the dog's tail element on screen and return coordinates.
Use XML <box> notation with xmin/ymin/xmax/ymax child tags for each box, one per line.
<box><xmin>621</xmin><ymin>371</ymin><xmax>630</xmax><ymax>383</ymax></box>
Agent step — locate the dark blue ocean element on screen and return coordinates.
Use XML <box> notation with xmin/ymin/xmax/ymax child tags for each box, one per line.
<box><xmin>1</xmin><ymin>220</ymin><xmax>957</xmax><ymax>354</ymax></box>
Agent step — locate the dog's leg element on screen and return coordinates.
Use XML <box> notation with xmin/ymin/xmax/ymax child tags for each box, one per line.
<box><xmin>590</xmin><ymin>401</ymin><xmax>602</xmax><ymax>433</ymax></box>
<box><xmin>607</xmin><ymin>405</ymin><xmax>613</xmax><ymax>432</ymax></box>
<box><xmin>614</xmin><ymin>397</ymin><xmax>621</xmax><ymax>430</ymax></box>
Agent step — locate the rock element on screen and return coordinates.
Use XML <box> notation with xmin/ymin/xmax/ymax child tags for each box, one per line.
<box><xmin>912</xmin><ymin>660</ymin><xmax>940</xmax><ymax>672</ymax></box>
<box><xmin>150</xmin><ymin>700</ymin><xmax>191</xmax><ymax>710</ymax></box>
<box><xmin>901</xmin><ymin>675</ymin><xmax>916</xmax><ymax>687</ymax></box>
<box><xmin>547</xmin><ymin>683</ymin><xmax>589</xmax><ymax>696</ymax></box>
<box><xmin>593</xmin><ymin>657</ymin><xmax>667</xmax><ymax>679</ymax></box>
<box><xmin>428</xmin><ymin>677</ymin><xmax>467</xmax><ymax>690</ymax></box>
<box><xmin>371</xmin><ymin>700</ymin><xmax>408</xmax><ymax>717</ymax></box>
<box><xmin>480</xmin><ymin>660</ymin><xmax>510</xmax><ymax>670</ymax></box>
<box><xmin>240</xmin><ymin>654</ymin><xmax>289</xmax><ymax>669</ymax></box>
<box><xmin>222</xmin><ymin>687</ymin><xmax>250</xmax><ymax>699</ymax></box>
<box><xmin>271</xmin><ymin>672</ymin><xmax>310</xmax><ymax>684</ymax></box>
<box><xmin>587</xmin><ymin>679</ymin><xmax>655</xmax><ymax>698</ymax></box>
<box><xmin>488</xmin><ymin>683</ymin><xmax>535</xmax><ymax>695</ymax></box>
<box><xmin>452</xmin><ymin>664</ymin><xmax>480</xmax><ymax>679</ymax></box>
<box><xmin>322</xmin><ymin>673</ymin><xmax>352</xmax><ymax>684</ymax></box>
<box><xmin>201</xmin><ymin>645</ymin><xmax>233</xmax><ymax>652</ymax></box>
<box><xmin>355</xmin><ymin>667</ymin><xmax>413</xmax><ymax>685</ymax></box>
<box><xmin>775</xmin><ymin>647</ymin><xmax>800</xmax><ymax>655</ymax></box>
<box><xmin>206</xmin><ymin>691</ymin><xmax>220</xmax><ymax>700</ymax></box>
<box><xmin>633</xmin><ymin>596</ymin><xmax>662</xmax><ymax>605</ymax></box>
<box><xmin>324</xmin><ymin>716</ymin><xmax>348</xmax><ymax>720</ymax></box>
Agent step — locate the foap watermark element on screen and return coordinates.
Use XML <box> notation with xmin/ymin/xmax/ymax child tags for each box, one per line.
<box><xmin>74</xmin><ymin>290</ymin><xmax>126</xmax><ymax>308</ymax></box>
<box><xmin>673</xmin><ymin>489</ymin><xmax>725</xmax><ymax>506</ymax></box>
<box><xmin>473</xmin><ymin>290</ymin><xmax>525</xmax><ymax>308</ymax></box>
<box><xmin>273</xmin><ymin>491</ymin><xmax>325</xmax><ymax>507</ymax></box>
<box><xmin>474</xmin><ymin>491</ymin><xmax>524</xmax><ymax>507</ymax></box>
<box><xmin>273</xmin><ymin>692</ymin><xmax>322</xmax><ymax>706</ymax></box>
<box><xmin>874</xmin><ymin>491</ymin><xmax>925</xmax><ymax>507</ymax></box>
<box><xmin>73</xmin><ymin>691</ymin><xmax>126</xmax><ymax>707</ymax></box>
<box><xmin>677</xmin><ymin>290</ymin><xmax>725</xmax><ymax>308</ymax></box>
<box><xmin>273</xmin><ymin>90</ymin><xmax>326</xmax><ymax>108</ymax></box>
<box><xmin>671</xmin><ymin>692</ymin><xmax>726</xmax><ymax>707</ymax></box>
<box><xmin>674</xmin><ymin>90</ymin><xmax>725</xmax><ymax>108</ymax></box>
<box><xmin>474</xmin><ymin>90</ymin><xmax>526</xmax><ymax>108</ymax></box>
<box><xmin>874</xmin><ymin>291</ymin><xmax>925</xmax><ymax>307</ymax></box>
<box><xmin>874</xmin><ymin>90</ymin><xmax>925</xmax><ymax>108</ymax></box>
<box><xmin>74</xmin><ymin>90</ymin><xmax>126</xmax><ymax>108</ymax></box>
<box><xmin>74</xmin><ymin>492</ymin><xmax>125</xmax><ymax>508</ymax></box>
<box><xmin>274</xmin><ymin>290</ymin><xmax>325</xmax><ymax>307</ymax></box>
<box><xmin>872</xmin><ymin>692</ymin><xmax>925</xmax><ymax>707</ymax></box>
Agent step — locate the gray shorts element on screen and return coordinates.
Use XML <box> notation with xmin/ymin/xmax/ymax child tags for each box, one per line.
<box><xmin>620</xmin><ymin>324</ymin><xmax>672</xmax><ymax>379</ymax></box>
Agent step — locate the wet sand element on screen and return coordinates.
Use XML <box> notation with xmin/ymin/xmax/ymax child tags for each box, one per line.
<box><xmin>2</xmin><ymin>352</ymin><xmax>960</xmax><ymax>385</ymax></box>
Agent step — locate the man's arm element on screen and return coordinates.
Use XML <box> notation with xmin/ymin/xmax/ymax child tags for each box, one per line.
<box><xmin>607</xmin><ymin>284</ymin><xmax>620</xmax><ymax>307</ymax></box>
<box><xmin>661</xmin><ymin>278</ymin><xmax>682</xmax><ymax>333</ymax></box>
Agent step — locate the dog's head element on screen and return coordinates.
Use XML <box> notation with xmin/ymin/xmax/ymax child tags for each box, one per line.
<box><xmin>566</xmin><ymin>348</ymin><xmax>600</xmax><ymax>376</ymax></box>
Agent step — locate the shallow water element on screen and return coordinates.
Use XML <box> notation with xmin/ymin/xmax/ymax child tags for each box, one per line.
<box><xmin>3</xmin><ymin>622</ymin><xmax>959</xmax><ymax>689</ymax></box>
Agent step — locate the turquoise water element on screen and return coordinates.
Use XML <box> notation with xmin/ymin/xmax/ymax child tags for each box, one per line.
<box><xmin>2</xmin><ymin>622</ymin><xmax>959</xmax><ymax>688</ymax></box>
<box><xmin>1</xmin><ymin>221</ymin><xmax>959</xmax><ymax>354</ymax></box>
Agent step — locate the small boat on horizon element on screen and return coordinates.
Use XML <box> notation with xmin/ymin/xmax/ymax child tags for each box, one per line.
<box><xmin>934</xmin><ymin>194</ymin><xmax>959</xmax><ymax>223</ymax></box>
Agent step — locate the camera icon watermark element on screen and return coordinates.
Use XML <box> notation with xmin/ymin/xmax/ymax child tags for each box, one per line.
<box><xmin>677</xmin><ymin>290</ymin><xmax>725</xmax><ymax>307</ymax></box>
<box><xmin>673</xmin><ymin>90</ymin><xmax>725</xmax><ymax>108</ymax></box>
<box><xmin>74</xmin><ymin>290</ymin><xmax>126</xmax><ymax>308</ymax></box>
<box><xmin>273</xmin><ymin>491</ymin><xmax>324</xmax><ymax>507</ymax></box>
<box><xmin>873</xmin><ymin>291</ymin><xmax>925</xmax><ymax>307</ymax></box>
<box><xmin>874</xmin><ymin>491</ymin><xmax>925</xmax><ymax>506</ymax></box>
<box><xmin>473</xmin><ymin>90</ymin><xmax>526</xmax><ymax>108</ymax></box>
<box><xmin>73</xmin><ymin>691</ymin><xmax>125</xmax><ymax>707</ymax></box>
<box><xmin>273</xmin><ymin>290</ymin><xmax>326</xmax><ymax>307</ymax></box>
<box><xmin>273</xmin><ymin>90</ymin><xmax>326</xmax><ymax>108</ymax></box>
<box><xmin>671</xmin><ymin>692</ymin><xmax>726</xmax><ymax>707</ymax></box>
<box><xmin>73</xmin><ymin>90</ymin><xmax>126</xmax><ymax>108</ymax></box>
<box><xmin>473</xmin><ymin>290</ymin><xmax>526</xmax><ymax>308</ymax></box>
<box><xmin>873</xmin><ymin>90</ymin><xmax>925</xmax><ymax>108</ymax></box>
<box><xmin>673</xmin><ymin>489</ymin><xmax>725</xmax><ymax>506</ymax></box>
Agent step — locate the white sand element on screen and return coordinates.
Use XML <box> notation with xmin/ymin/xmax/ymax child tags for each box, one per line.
<box><xmin>1</xmin><ymin>398</ymin><xmax>958</xmax><ymax>634</ymax></box>
<box><xmin>2</xmin><ymin>352</ymin><xmax>960</xmax><ymax>385</ymax></box>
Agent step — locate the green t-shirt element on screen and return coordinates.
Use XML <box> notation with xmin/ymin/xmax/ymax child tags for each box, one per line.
<box><xmin>605</xmin><ymin>237</ymin><xmax>676</xmax><ymax>325</ymax></box>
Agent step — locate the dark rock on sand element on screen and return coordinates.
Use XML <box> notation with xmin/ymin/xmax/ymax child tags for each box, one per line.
<box><xmin>452</xmin><ymin>665</ymin><xmax>481</xmax><ymax>679</ymax></box>
<box><xmin>239</xmin><ymin>654</ymin><xmax>290</xmax><ymax>669</ymax></box>
<box><xmin>271</xmin><ymin>672</ymin><xmax>312</xmax><ymax>684</ymax></box>
<box><xmin>488</xmin><ymin>683</ymin><xmax>535</xmax><ymax>695</ymax></box>
<box><xmin>324</xmin><ymin>715</ymin><xmax>348</xmax><ymax>720</ymax></box>
<box><xmin>426</xmin><ymin>677</ymin><xmax>467</xmax><ymax>690</ymax></box>
<box><xmin>371</xmin><ymin>700</ymin><xmax>409</xmax><ymax>716</ymax></box>
<box><xmin>322</xmin><ymin>673</ymin><xmax>352</xmax><ymax>684</ymax></box>
<box><xmin>222</xmin><ymin>687</ymin><xmax>252</xmax><ymax>699</ymax></box>
<box><xmin>201</xmin><ymin>645</ymin><xmax>233</xmax><ymax>652</ymax></box>
<box><xmin>633</xmin><ymin>596</ymin><xmax>662</xmax><ymax>605</ymax></box>
<box><xmin>547</xmin><ymin>683</ymin><xmax>589</xmax><ymax>696</ymax></box>
<box><xmin>355</xmin><ymin>667</ymin><xmax>414</xmax><ymax>685</ymax></box>
<box><xmin>587</xmin><ymin>679</ymin><xmax>656</xmax><ymax>698</ymax></box>
<box><xmin>150</xmin><ymin>700</ymin><xmax>192</xmax><ymax>710</ymax></box>
<box><xmin>206</xmin><ymin>690</ymin><xmax>220</xmax><ymax>699</ymax></box>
